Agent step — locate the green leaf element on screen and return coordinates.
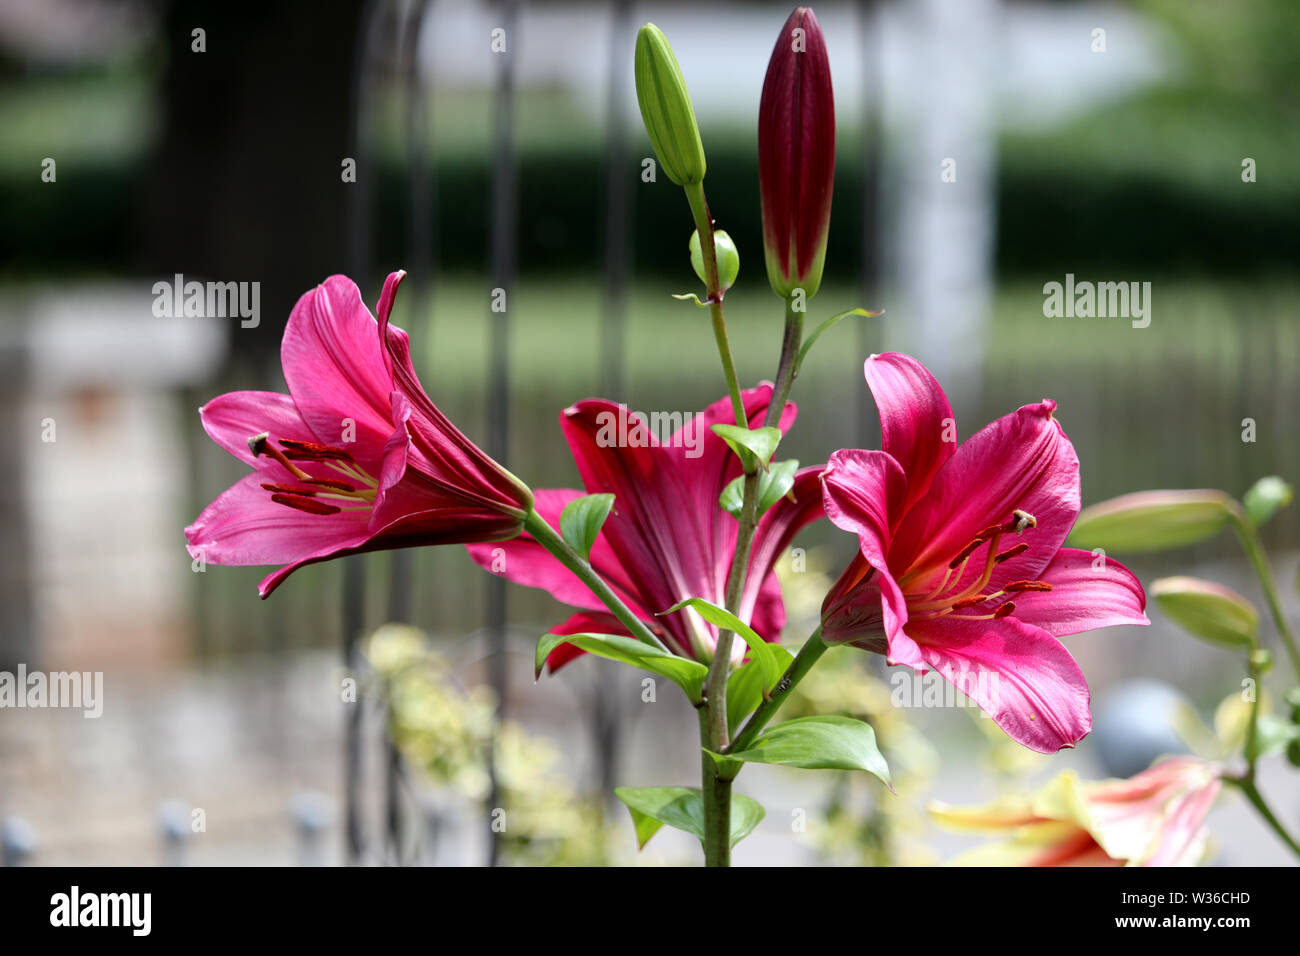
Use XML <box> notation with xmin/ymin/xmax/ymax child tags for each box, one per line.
<box><xmin>613</xmin><ymin>786</ymin><xmax>765</xmax><ymax>850</ymax></box>
<box><xmin>535</xmin><ymin>632</ymin><xmax>708</xmax><ymax>702</ymax></box>
<box><xmin>1243</xmin><ymin>476</ymin><xmax>1293</xmax><ymax>528</ymax></box>
<box><xmin>664</xmin><ymin>597</ymin><xmax>782</xmax><ymax>693</ymax></box>
<box><xmin>1255</xmin><ymin>714</ymin><xmax>1300</xmax><ymax>759</ymax></box>
<box><xmin>1068</xmin><ymin>490</ymin><xmax>1237</xmax><ymax>553</ymax></box>
<box><xmin>719</xmin><ymin>459</ymin><xmax>800</xmax><ymax>520</ymax></box>
<box><xmin>726</xmin><ymin>644</ymin><xmax>794</xmax><ymax>735</ymax></box>
<box><xmin>711</xmin><ymin>424</ymin><xmax>782</xmax><ymax>469</ymax></box>
<box><xmin>1151</xmin><ymin>576</ymin><xmax>1258</xmax><ymax>650</ymax></box>
<box><xmin>715</xmin><ymin>715</ymin><xmax>892</xmax><ymax>788</ymax></box>
<box><xmin>796</xmin><ymin>308</ymin><xmax>882</xmax><ymax>372</ymax></box>
<box><xmin>558</xmin><ymin>493</ymin><xmax>615</xmax><ymax>561</ymax></box>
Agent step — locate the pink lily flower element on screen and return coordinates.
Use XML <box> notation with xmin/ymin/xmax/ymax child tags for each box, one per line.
<box><xmin>468</xmin><ymin>387</ymin><xmax>825</xmax><ymax>669</ymax></box>
<box><xmin>931</xmin><ymin>757</ymin><xmax>1223</xmax><ymax>866</ymax></box>
<box><xmin>820</xmin><ymin>352</ymin><xmax>1148</xmax><ymax>753</ymax></box>
<box><xmin>185</xmin><ymin>272</ymin><xmax>533</xmax><ymax>598</ymax></box>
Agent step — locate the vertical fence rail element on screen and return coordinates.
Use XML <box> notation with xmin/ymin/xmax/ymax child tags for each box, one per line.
<box><xmin>855</xmin><ymin>0</ymin><xmax>884</xmax><ymax>449</ymax></box>
<box><xmin>343</xmin><ymin>0</ymin><xmax>386</xmax><ymax>867</ymax></box>
<box><xmin>485</xmin><ymin>0</ymin><xmax>520</xmax><ymax>868</ymax></box>
<box><xmin>591</xmin><ymin>0</ymin><xmax>634</xmax><ymax>807</ymax></box>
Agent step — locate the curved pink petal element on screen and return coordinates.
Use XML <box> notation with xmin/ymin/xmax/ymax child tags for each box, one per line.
<box><xmin>864</xmin><ymin>353</ymin><xmax>956</xmax><ymax>517</ymax></box>
<box><xmin>819</xmin><ymin>450</ymin><xmax>912</xmax><ymax>653</ymax></box>
<box><xmin>374</xmin><ymin>274</ymin><xmax>532</xmax><ymax>515</ymax></box>
<box><xmin>198</xmin><ymin>391</ymin><xmax>319</xmax><ymax>467</ymax></box>
<box><xmin>1013</xmin><ymin>547</ymin><xmax>1149</xmax><ymax>637</ymax></box>
<box><xmin>185</xmin><ymin>472</ymin><xmax>371</xmax><ymax>568</ymax></box>
<box><xmin>907</xmin><ymin>613</ymin><xmax>1092</xmax><ymax>753</ymax></box>
<box><xmin>890</xmin><ymin>400</ymin><xmax>1080</xmax><ymax>590</ymax></box>
<box><xmin>280</xmin><ymin>275</ymin><xmax>395</xmax><ymax>459</ymax></box>
<box><xmin>561</xmin><ymin>399</ymin><xmax>720</xmax><ymax>656</ymax></box>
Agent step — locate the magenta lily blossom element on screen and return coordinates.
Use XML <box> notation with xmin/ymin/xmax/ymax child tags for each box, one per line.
<box><xmin>185</xmin><ymin>271</ymin><xmax>533</xmax><ymax>598</ymax></box>
<box><xmin>469</xmin><ymin>387</ymin><xmax>824</xmax><ymax>670</ymax></box>
<box><xmin>820</xmin><ymin>352</ymin><xmax>1148</xmax><ymax>753</ymax></box>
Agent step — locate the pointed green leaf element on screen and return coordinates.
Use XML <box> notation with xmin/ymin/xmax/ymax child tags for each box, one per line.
<box><xmin>1255</xmin><ymin>714</ymin><xmax>1300</xmax><ymax>759</ymax></box>
<box><xmin>726</xmin><ymin>644</ymin><xmax>794</xmax><ymax>734</ymax></box>
<box><xmin>664</xmin><ymin>597</ymin><xmax>782</xmax><ymax>693</ymax></box>
<box><xmin>536</xmin><ymin>632</ymin><xmax>707</xmax><ymax>702</ymax></box>
<box><xmin>719</xmin><ymin>459</ymin><xmax>800</xmax><ymax>520</ymax></box>
<box><xmin>715</xmin><ymin>715</ymin><xmax>892</xmax><ymax>788</ymax></box>
<box><xmin>796</xmin><ymin>308</ymin><xmax>882</xmax><ymax>372</ymax></box>
<box><xmin>710</xmin><ymin>424</ymin><xmax>782</xmax><ymax>470</ymax></box>
<box><xmin>613</xmin><ymin>786</ymin><xmax>765</xmax><ymax>850</ymax></box>
<box><xmin>559</xmin><ymin>493</ymin><xmax>615</xmax><ymax>561</ymax></box>
<box><xmin>1151</xmin><ymin>576</ymin><xmax>1258</xmax><ymax>650</ymax></box>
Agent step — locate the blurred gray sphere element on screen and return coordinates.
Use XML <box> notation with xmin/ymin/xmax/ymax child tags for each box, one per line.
<box><xmin>1091</xmin><ymin>679</ymin><xmax>1190</xmax><ymax>778</ymax></box>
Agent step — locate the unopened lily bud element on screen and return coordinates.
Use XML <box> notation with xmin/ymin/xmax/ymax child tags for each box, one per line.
<box><xmin>635</xmin><ymin>24</ymin><xmax>706</xmax><ymax>186</ymax></box>
<box><xmin>1151</xmin><ymin>576</ymin><xmax>1258</xmax><ymax>651</ymax></box>
<box><xmin>1068</xmin><ymin>489</ymin><xmax>1237</xmax><ymax>553</ymax></box>
<box><xmin>758</xmin><ymin>6</ymin><xmax>835</xmax><ymax>299</ymax></box>
<box><xmin>689</xmin><ymin>229</ymin><xmax>739</xmax><ymax>294</ymax></box>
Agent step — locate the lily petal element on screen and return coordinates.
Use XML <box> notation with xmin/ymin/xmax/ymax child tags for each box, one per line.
<box><xmin>280</xmin><ymin>275</ymin><xmax>395</xmax><ymax>457</ymax></box>
<box><xmin>891</xmin><ymin>400</ymin><xmax>1080</xmax><ymax>588</ymax></box>
<box><xmin>198</xmin><ymin>391</ymin><xmax>319</xmax><ymax>468</ymax></box>
<box><xmin>864</xmin><ymin>353</ymin><xmax>956</xmax><ymax>516</ymax></box>
<box><xmin>1013</xmin><ymin>547</ymin><xmax>1149</xmax><ymax>637</ymax></box>
<box><xmin>185</xmin><ymin>472</ymin><xmax>371</xmax><ymax>568</ymax></box>
<box><xmin>906</xmin><ymin>613</ymin><xmax>1092</xmax><ymax>753</ymax></box>
<box><xmin>820</xmin><ymin>450</ymin><xmax>912</xmax><ymax>651</ymax></box>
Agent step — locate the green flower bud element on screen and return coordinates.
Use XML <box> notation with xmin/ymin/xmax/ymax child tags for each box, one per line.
<box><xmin>1242</xmin><ymin>475</ymin><xmax>1293</xmax><ymax>528</ymax></box>
<box><xmin>1151</xmin><ymin>576</ymin><xmax>1258</xmax><ymax>651</ymax></box>
<box><xmin>689</xmin><ymin>229</ymin><xmax>739</xmax><ymax>294</ymax></box>
<box><xmin>634</xmin><ymin>24</ymin><xmax>706</xmax><ymax>186</ymax></box>
<box><xmin>1068</xmin><ymin>489</ymin><xmax>1237</xmax><ymax>553</ymax></box>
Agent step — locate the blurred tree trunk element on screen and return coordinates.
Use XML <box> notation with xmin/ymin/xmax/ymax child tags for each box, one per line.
<box><xmin>135</xmin><ymin>0</ymin><xmax>368</xmax><ymax>363</ymax></box>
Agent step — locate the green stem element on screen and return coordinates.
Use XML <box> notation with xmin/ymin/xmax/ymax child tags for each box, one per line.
<box><xmin>523</xmin><ymin>509</ymin><xmax>670</xmax><ymax>655</ymax></box>
<box><xmin>729</xmin><ymin>628</ymin><xmax>828</xmax><ymax>754</ymax></box>
<box><xmin>1230</xmin><ymin>510</ymin><xmax>1300</xmax><ymax>678</ymax></box>
<box><xmin>683</xmin><ymin>180</ymin><xmax>747</xmax><ymax>433</ymax></box>
<box><xmin>699</xmin><ymin>710</ymin><xmax>730</xmax><ymax>866</ymax></box>
<box><xmin>764</xmin><ymin>297</ymin><xmax>804</xmax><ymax>430</ymax></box>
<box><xmin>1229</xmin><ymin>778</ymin><xmax>1300</xmax><ymax>860</ymax></box>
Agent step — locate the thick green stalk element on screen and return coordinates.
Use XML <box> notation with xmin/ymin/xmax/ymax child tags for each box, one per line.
<box><xmin>729</xmin><ymin>628</ymin><xmax>827</xmax><ymax>753</ymax></box>
<box><xmin>1230</xmin><ymin>511</ymin><xmax>1300</xmax><ymax>678</ymax></box>
<box><xmin>523</xmin><ymin>509</ymin><xmax>670</xmax><ymax>655</ymax></box>
<box><xmin>1231</xmin><ymin>778</ymin><xmax>1300</xmax><ymax>860</ymax></box>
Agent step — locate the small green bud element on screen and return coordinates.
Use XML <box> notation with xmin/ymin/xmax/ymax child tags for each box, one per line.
<box><xmin>689</xmin><ymin>229</ymin><xmax>739</xmax><ymax>294</ymax></box>
<box><xmin>634</xmin><ymin>24</ymin><xmax>706</xmax><ymax>186</ymax></box>
<box><xmin>1243</xmin><ymin>475</ymin><xmax>1293</xmax><ymax>528</ymax></box>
